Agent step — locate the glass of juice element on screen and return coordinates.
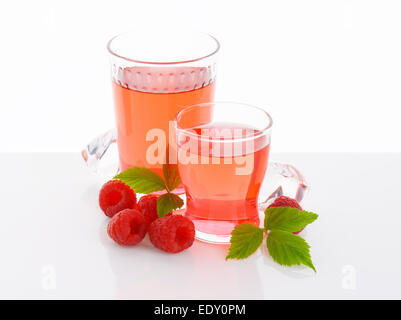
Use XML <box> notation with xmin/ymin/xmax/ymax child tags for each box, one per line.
<box><xmin>174</xmin><ymin>102</ymin><xmax>273</xmax><ymax>243</ymax></box>
<box><xmin>107</xmin><ymin>30</ymin><xmax>219</xmax><ymax>177</ymax></box>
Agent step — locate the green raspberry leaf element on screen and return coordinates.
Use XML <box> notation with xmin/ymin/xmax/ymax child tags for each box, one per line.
<box><xmin>226</xmin><ymin>223</ymin><xmax>264</xmax><ymax>260</ymax></box>
<box><xmin>162</xmin><ymin>163</ymin><xmax>181</xmax><ymax>192</ymax></box>
<box><xmin>266</xmin><ymin>230</ymin><xmax>316</xmax><ymax>272</ymax></box>
<box><xmin>114</xmin><ymin>167</ymin><xmax>166</xmax><ymax>194</ymax></box>
<box><xmin>264</xmin><ymin>207</ymin><xmax>318</xmax><ymax>232</ymax></box>
<box><xmin>157</xmin><ymin>192</ymin><xmax>184</xmax><ymax>218</ymax></box>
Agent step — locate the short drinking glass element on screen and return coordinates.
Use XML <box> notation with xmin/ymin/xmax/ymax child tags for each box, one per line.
<box><xmin>174</xmin><ymin>102</ymin><xmax>273</xmax><ymax>243</ymax></box>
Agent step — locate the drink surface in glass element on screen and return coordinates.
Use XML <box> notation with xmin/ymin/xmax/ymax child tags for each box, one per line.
<box><xmin>174</xmin><ymin>103</ymin><xmax>273</xmax><ymax>243</ymax></box>
<box><xmin>108</xmin><ymin>30</ymin><xmax>219</xmax><ymax>175</ymax></box>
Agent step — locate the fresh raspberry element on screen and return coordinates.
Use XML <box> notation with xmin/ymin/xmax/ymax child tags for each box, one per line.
<box><xmin>107</xmin><ymin>208</ymin><xmax>147</xmax><ymax>246</ymax></box>
<box><xmin>99</xmin><ymin>180</ymin><xmax>137</xmax><ymax>217</ymax></box>
<box><xmin>268</xmin><ymin>196</ymin><xmax>303</xmax><ymax>234</ymax></box>
<box><xmin>138</xmin><ymin>194</ymin><xmax>158</xmax><ymax>225</ymax></box>
<box><xmin>268</xmin><ymin>196</ymin><xmax>302</xmax><ymax>211</ymax></box>
<box><xmin>149</xmin><ymin>215</ymin><xmax>195</xmax><ymax>253</ymax></box>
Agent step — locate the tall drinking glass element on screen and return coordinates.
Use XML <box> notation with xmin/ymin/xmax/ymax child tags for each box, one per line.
<box><xmin>83</xmin><ymin>30</ymin><xmax>219</xmax><ymax>176</ymax></box>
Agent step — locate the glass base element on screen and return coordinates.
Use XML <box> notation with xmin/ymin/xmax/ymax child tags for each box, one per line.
<box><xmin>174</xmin><ymin>208</ymin><xmax>249</xmax><ymax>244</ymax></box>
<box><xmin>195</xmin><ymin>230</ymin><xmax>232</xmax><ymax>244</ymax></box>
<box><xmin>190</xmin><ymin>210</ymin><xmax>264</xmax><ymax>244</ymax></box>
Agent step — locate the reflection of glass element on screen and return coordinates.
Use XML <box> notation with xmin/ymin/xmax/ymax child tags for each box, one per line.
<box><xmin>108</xmin><ymin>30</ymin><xmax>219</xmax><ymax>176</ymax></box>
<box><xmin>175</xmin><ymin>102</ymin><xmax>273</xmax><ymax>243</ymax></box>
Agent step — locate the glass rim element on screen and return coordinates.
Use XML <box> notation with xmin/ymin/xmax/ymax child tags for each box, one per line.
<box><xmin>107</xmin><ymin>31</ymin><xmax>220</xmax><ymax>65</ymax></box>
<box><xmin>174</xmin><ymin>102</ymin><xmax>273</xmax><ymax>143</ymax></box>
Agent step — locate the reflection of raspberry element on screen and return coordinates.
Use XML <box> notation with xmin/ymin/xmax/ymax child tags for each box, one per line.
<box><xmin>268</xmin><ymin>196</ymin><xmax>303</xmax><ymax>234</ymax></box>
<box><xmin>149</xmin><ymin>215</ymin><xmax>195</xmax><ymax>253</ymax></box>
<box><xmin>107</xmin><ymin>209</ymin><xmax>147</xmax><ymax>246</ymax></box>
<box><xmin>138</xmin><ymin>195</ymin><xmax>158</xmax><ymax>225</ymax></box>
<box><xmin>99</xmin><ymin>180</ymin><xmax>137</xmax><ymax>217</ymax></box>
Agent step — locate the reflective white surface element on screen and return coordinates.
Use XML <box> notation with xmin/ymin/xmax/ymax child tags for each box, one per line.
<box><xmin>1</xmin><ymin>153</ymin><xmax>400</xmax><ymax>299</ymax></box>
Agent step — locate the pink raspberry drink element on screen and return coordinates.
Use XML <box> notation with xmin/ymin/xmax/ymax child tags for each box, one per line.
<box><xmin>108</xmin><ymin>31</ymin><xmax>219</xmax><ymax>176</ymax></box>
<box><xmin>174</xmin><ymin>103</ymin><xmax>272</xmax><ymax>243</ymax></box>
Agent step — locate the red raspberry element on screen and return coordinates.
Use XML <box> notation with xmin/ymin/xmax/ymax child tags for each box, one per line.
<box><xmin>268</xmin><ymin>196</ymin><xmax>304</xmax><ymax>234</ymax></box>
<box><xmin>268</xmin><ymin>196</ymin><xmax>302</xmax><ymax>210</ymax></box>
<box><xmin>149</xmin><ymin>215</ymin><xmax>195</xmax><ymax>253</ymax></box>
<box><xmin>138</xmin><ymin>194</ymin><xmax>158</xmax><ymax>225</ymax></box>
<box><xmin>99</xmin><ymin>180</ymin><xmax>137</xmax><ymax>217</ymax></box>
<box><xmin>107</xmin><ymin>208</ymin><xmax>147</xmax><ymax>246</ymax></box>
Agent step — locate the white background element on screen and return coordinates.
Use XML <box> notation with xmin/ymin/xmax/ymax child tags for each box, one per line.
<box><xmin>1</xmin><ymin>0</ymin><xmax>401</xmax><ymax>153</ymax></box>
<box><xmin>1</xmin><ymin>1</ymin><xmax>401</xmax><ymax>300</ymax></box>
